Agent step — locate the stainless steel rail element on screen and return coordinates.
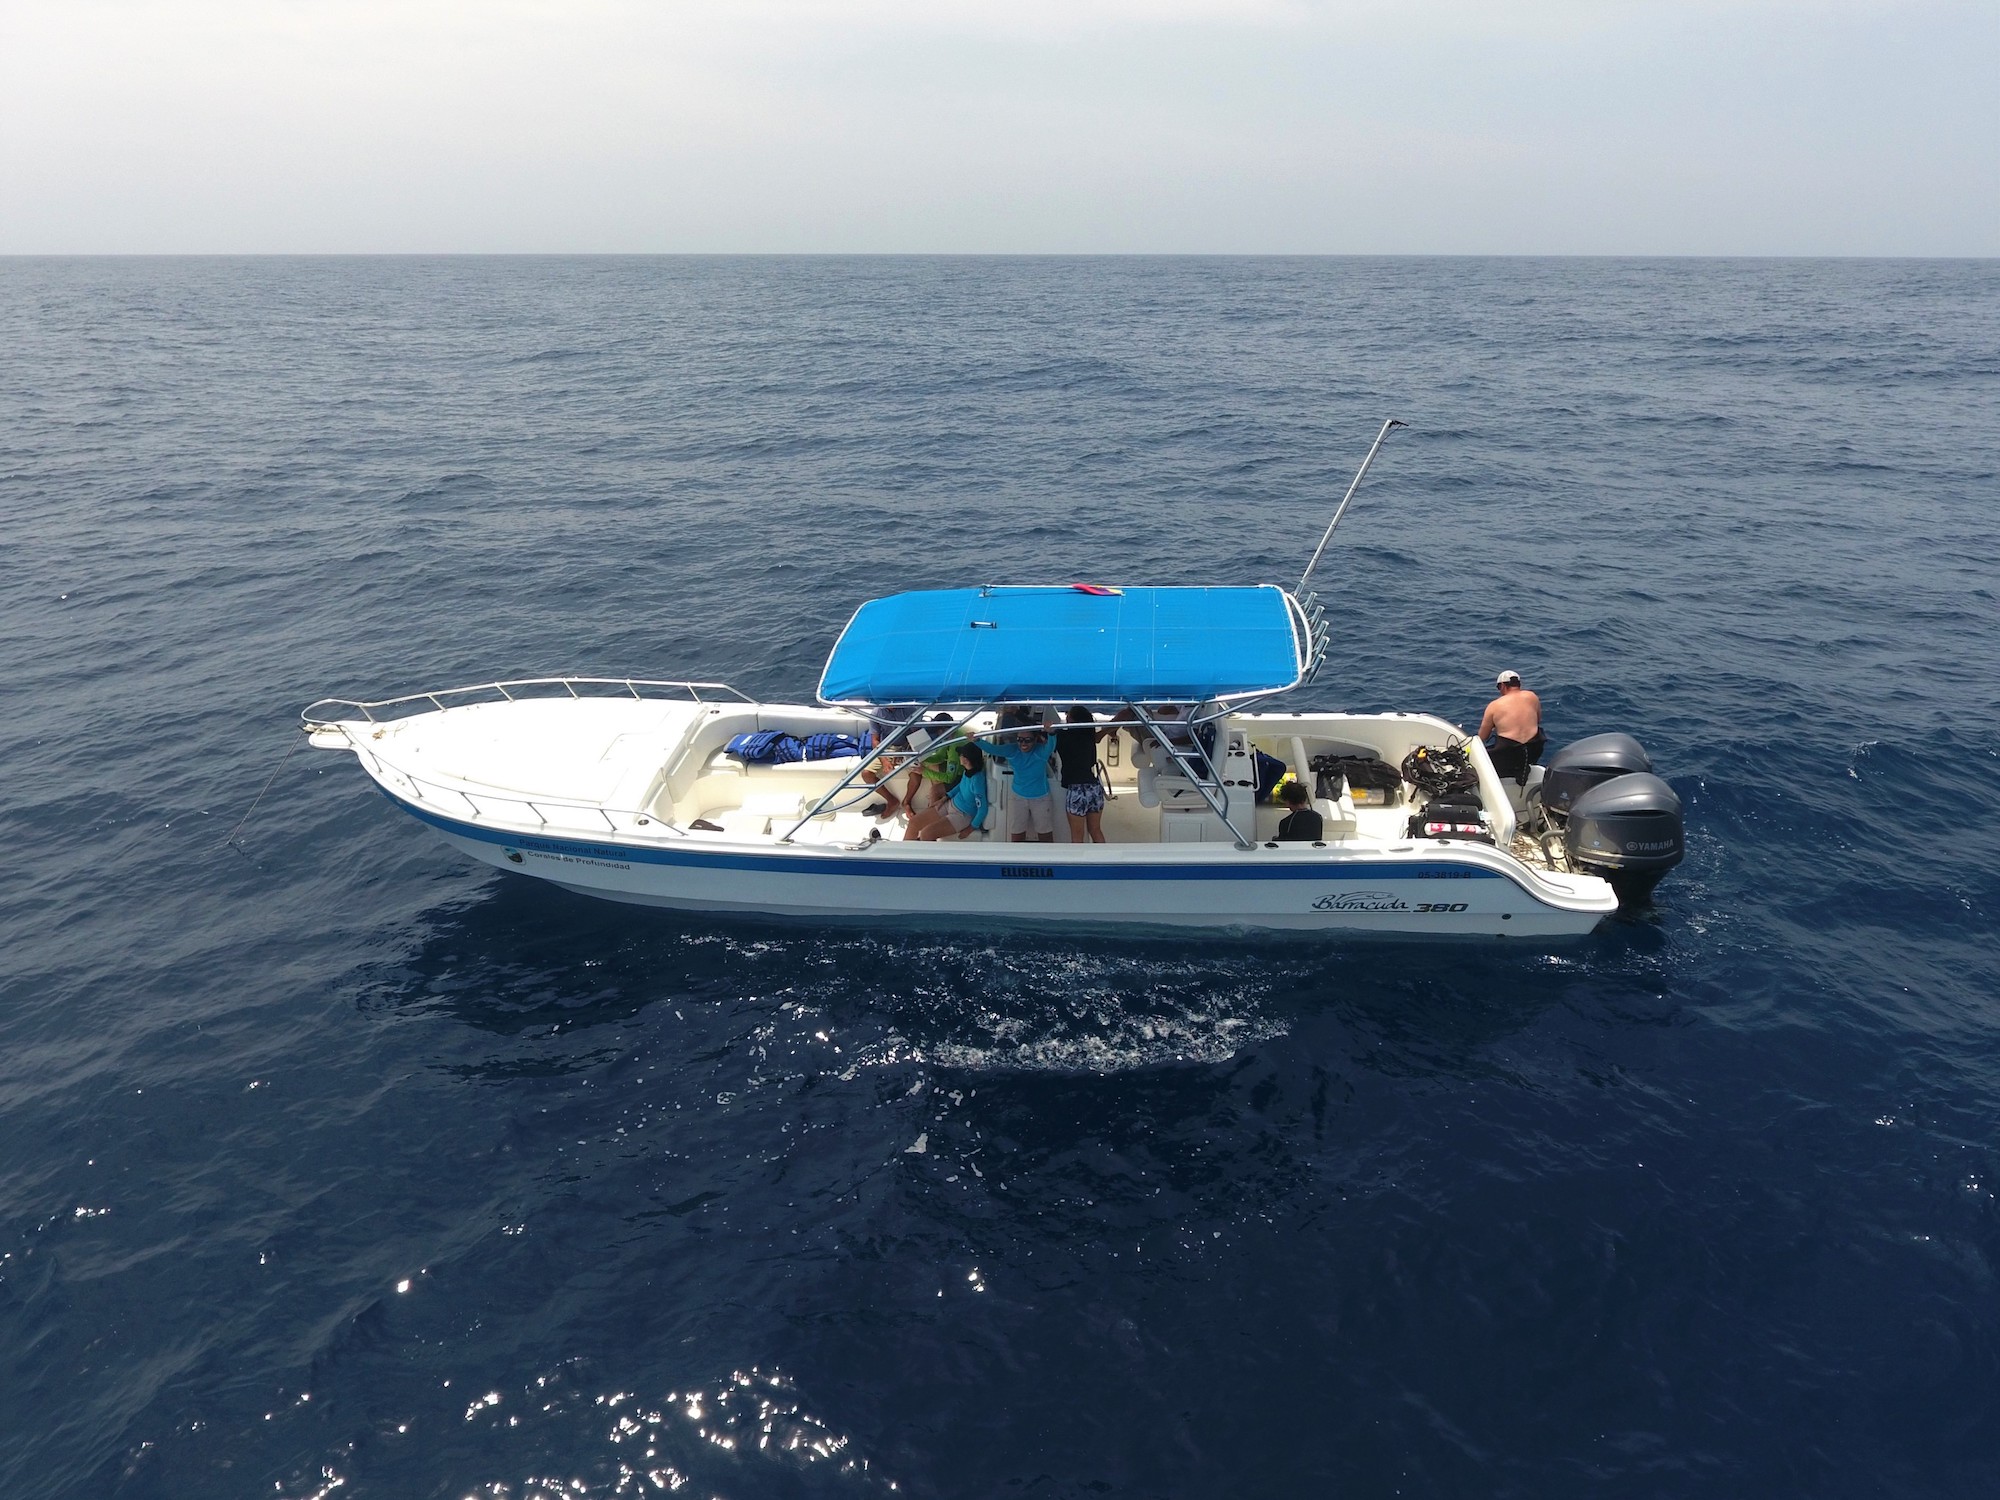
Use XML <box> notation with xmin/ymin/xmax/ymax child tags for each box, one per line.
<box><xmin>302</xmin><ymin>676</ymin><xmax>754</xmax><ymax>726</ymax></box>
<box><xmin>1291</xmin><ymin>589</ymin><xmax>1333</xmax><ymax>684</ymax></box>
<box><xmin>327</xmin><ymin>729</ymin><xmax>685</xmax><ymax>838</ymax></box>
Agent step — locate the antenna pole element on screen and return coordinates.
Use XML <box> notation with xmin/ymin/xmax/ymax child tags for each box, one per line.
<box><xmin>1295</xmin><ymin>418</ymin><xmax>1406</xmax><ymax>596</ymax></box>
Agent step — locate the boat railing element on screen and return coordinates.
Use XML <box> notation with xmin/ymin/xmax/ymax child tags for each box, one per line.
<box><xmin>320</xmin><ymin>726</ymin><xmax>683</xmax><ymax>838</ymax></box>
<box><xmin>301</xmin><ymin>676</ymin><xmax>756</xmax><ymax>727</ymax></box>
<box><xmin>1292</xmin><ymin>590</ymin><xmax>1332</xmax><ymax>684</ymax></box>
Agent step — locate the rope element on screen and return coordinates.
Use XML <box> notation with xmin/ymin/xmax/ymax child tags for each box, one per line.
<box><xmin>221</xmin><ymin>729</ymin><xmax>307</xmax><ymax>852</ymax></box>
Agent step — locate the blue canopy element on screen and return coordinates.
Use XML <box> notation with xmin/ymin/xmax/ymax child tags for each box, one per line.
<box><xmin>817</xmin><ymin>585</ymin><xmax>1304</xmax><ymax>705</ymax></box>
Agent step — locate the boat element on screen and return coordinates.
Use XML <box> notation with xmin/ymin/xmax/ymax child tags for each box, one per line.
<box><xmin>302</xmin><ymin>425</ymin><xmax>1684</xmax><ymax>938</ymax></box>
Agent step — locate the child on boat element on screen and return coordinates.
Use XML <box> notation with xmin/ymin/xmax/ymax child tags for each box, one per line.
<box><xmin>978</xmin><ymin>727</ymin><xmax>1059</xmax><ymax>843</ymax></box>
<box><xmin>902</xmin><ymin>718</ymin><xmax>965</xmax><ymax>839</ymax></box>
<box><xmin>1276</xmin><ymin>780</ymin><xmax>1324</xmax><ymax>842</ymax></box>
<box><xmin>910</xmin><ymin>742</ymin><xmax>988</xmax><ymax>840</ymax></box>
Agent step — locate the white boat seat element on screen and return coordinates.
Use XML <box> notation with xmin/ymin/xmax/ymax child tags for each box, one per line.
<box><xmin>739</xmin><ymin>791</ymin><xmax>805</xmax><ymax>818</ymax></box>
<box><xmin>760</xmin><ymin>755</ymin><xmax>863</xmax><ymax>774</ymax></box>
<box><xmin>1317</xmin><ymin>793</ymin><xmax>1358</xmax><ymax>836</ymax></box>
<box><xmin>706</xmin><ymin>751</ymin><xmax>864</xmax><ymax>775</ymax></box>
<box><xmin>1155</xmin><ymin>775</ymin><xmax>1217</xmax><ymax>806</ymax></box>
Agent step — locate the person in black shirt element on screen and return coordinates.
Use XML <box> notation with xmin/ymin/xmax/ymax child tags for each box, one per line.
<box><xmin>1276</xmin><ymin>780</ymin><xmax>1323</xmax><ymax>842</ymax></box>
<box><xmin>1057</xmin><ymin>705</ymin><xmax>1111</xmax><ymax>843</ymax></box>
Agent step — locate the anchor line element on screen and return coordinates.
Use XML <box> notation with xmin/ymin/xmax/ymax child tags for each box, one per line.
<box><xmin>221</xmin><ymin>728</ymin><xmax>307</xmax><ymax>852</ymax></box>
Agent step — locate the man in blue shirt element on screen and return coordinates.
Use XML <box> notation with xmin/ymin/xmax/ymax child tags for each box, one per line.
<box><xmin>981</xmin><ymin>728</ymin><xmax>1060</xmax><ymax>843</ymax></box>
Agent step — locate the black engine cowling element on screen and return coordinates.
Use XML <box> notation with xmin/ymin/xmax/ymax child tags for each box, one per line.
<box><xmin>1540</xmin><ymin>732</ymin><xmax>1652</xmax><ymax>824</ymax></box>
<box><xmin>1563</xmin><ymin>771</ymin><xmax>1684</xmax><ymax>906</ymax></box>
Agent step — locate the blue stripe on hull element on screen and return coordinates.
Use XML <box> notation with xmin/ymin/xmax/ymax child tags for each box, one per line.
<box><xmin>383</xmin><ymin>788</ymin><xmax>1514</xmax><ymax>886</ymax></box>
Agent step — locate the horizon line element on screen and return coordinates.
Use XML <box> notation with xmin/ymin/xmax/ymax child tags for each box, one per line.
<box><xmin>3</xmin><ymin>250</ymin><xmax>1996</xmax><ymax>262</ymax></box>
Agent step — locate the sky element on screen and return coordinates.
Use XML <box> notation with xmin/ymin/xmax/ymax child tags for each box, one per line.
<box><xmin>0</xmin><ymin>0</ymin><xmax>1994</xmax><ymax>255</ymax></box>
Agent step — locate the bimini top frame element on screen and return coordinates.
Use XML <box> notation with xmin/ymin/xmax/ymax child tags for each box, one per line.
<box><xmin>777</xmin><ymin>694</ymin><xmax>1252</xmax><ymax>848</ymax></box>
<box><xmin>802</xmin><ymin>582</ymin><xmax>1326</xmax><ymax>849</ymax></box>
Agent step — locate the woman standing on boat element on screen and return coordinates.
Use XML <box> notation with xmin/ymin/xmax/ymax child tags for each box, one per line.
<box><xmin>1057</xmin><ymin>706</ymin><xmax>1111</xmax><ymax>844</ymax></box>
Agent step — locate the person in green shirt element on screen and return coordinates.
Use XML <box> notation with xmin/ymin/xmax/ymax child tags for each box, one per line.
<box><xmin>902</xmin><ymin>726</ymin><xmax>964</xmax><ymax>840</ymax></box>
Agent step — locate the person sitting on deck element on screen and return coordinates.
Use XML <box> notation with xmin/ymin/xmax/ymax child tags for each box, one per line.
<box><xmin>1276</xmin><ymin>780</ymin><xmax>1323</xmax><ymax>842</ymax></box>
<box><xmin>1478</xmin><ymin>669</ymin><xmax>1546</xmax><ymax>784</ymax></box>
<box><xmin>901</xmin><ymin>716</ymin><xmax>963</xmax><ymax>839</ymax></box>
<box><xmin>860</xmin><ymin>724</ymin><xmax>926</xmax><ymax>821</ymax></box>
<box><xmin>910</xmin><ymin>742</ymin><xmax>987</xmax><ymax>840</ymax></box>
<box><xmin>978</xmin><ymin>726</ymin><xmax>1059</xmax><ymax>843</ymax></box>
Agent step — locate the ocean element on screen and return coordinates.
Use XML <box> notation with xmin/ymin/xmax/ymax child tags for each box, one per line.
<box><xmin>2</xmin><ymin>255</ymin><xmax>1997</xmax><ymax>1498</ymax></box>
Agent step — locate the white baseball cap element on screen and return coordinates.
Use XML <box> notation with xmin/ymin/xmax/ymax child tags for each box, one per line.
<box><xmin>1496</xmin><ymin>670</ymin><xmax>1522</xmax><ymax>687</ymax></box>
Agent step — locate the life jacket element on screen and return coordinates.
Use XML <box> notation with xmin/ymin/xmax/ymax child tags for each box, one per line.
<box><xmin>1253</xmin><ymin>750</ymin><xmax>1290</xmax><ymax>803</ymax></box>
<box><xmin>725</xmin><ymin>730</ymin><xmax>805</xmax><ymax>764</ymax></box>
<box><xmin>801</xmin><ymin>732</ymin><xmax>863</xmax><ymax>761</ymax></box>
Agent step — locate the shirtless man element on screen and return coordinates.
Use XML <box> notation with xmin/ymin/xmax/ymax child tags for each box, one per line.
<box><xmin>1478</xmin><ymin>670</ymin><xmax>1545</xmax><ymax>784</ymax></box>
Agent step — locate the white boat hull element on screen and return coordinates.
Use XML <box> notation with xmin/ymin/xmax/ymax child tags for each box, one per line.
<box><xmin>398</xmin><ymin>795</ymin><xmax>1615</xmax><ymax>940</ymax></box>
<box><xmin>307</xmin><ymin>687</ymin><xmax>1624</xmax><ymax>940</ymax></box>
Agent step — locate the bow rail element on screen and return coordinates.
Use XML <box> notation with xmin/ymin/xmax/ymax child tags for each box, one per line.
<box><xmin>302</xmin><ymin>676</ymin><xmax>754</xmax><ymax>727</ymax></box>
<box><xmin>304</xmin><ymin>723</ymin><xmax>685</xmax><ymax>838</ymax></box>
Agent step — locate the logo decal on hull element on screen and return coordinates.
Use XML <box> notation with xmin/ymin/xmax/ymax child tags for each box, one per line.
<box><xmin>1312</xmin><ymin>891</ymin><xmax>1470</xmax><ymax>914</ymax></box>
<box><xmin>1313</xmin><ymin>890</ymin><xmax>1408</xmax><ymax>912</ymax></box>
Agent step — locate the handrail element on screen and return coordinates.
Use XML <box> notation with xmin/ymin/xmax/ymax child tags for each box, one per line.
<box><xmin>769</xmin><ymin>702</ymin><xmax>1254</xmax><ymax>847</ymax></box>
<box><xmin>302</xmin><ymin>676</ymin><xmax>755</xmax><ymax>727</ymax></box>
<box><xmin>329</xmin><ymin>726</ymin><xmax>687</xmax><ymax>839</ymax></box>
<box><xmin>1289</xmin><ymin>589</ymin><xmax>1332</xmax><ymax>683</ymax></box>
<box><xmin>1122</xmin><ymin>702</ymin><xmax>1251</xmax><ymax>847</ymax></box>
<box><xmin>777</xmin><ymin>704</ymin><xmax>940</xmax><ymax>844</ymax></box>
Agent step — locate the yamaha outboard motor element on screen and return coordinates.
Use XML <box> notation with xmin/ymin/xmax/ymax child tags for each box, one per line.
<box><xmin>1534</xmin><ymin>732</ymin><xmax>1684</xmax><ymax>907</ymax></box>
<box><xmin>1563</xmin><ymin>772</ymin><xmax>1684</xmax><ymax>906</ymax></box>
<box><xmin>1540</xmin><ymin>732</ymin><xmax>1652</xmax><ymax>825</ymax></box>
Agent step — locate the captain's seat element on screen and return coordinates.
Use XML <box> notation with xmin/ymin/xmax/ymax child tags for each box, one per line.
<box><xmin>1316</xmin><ymin>778</ymin><xmax>1358</xmax><ymax>837</ymax></box>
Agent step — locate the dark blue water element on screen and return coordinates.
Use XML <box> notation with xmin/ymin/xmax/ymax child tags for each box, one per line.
<box><xmin>3</xmin><ymin>256</ymin><xmax>1998</xmax><ymax>1499</ymax></box>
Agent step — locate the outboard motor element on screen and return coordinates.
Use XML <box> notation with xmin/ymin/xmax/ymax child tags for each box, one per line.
<box><xmin>1539</xmin><ymin>732</ymin><xmax>1652</xmax><ymax>825</ymax></box>
<box><xmin>1563</xmin><ymin>772</ymin><xmax>1684</xmax><ymax>906</ymax></box>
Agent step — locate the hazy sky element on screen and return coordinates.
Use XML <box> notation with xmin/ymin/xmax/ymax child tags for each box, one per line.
<box><xmin>1</xmin><ymin>0</ymin><xmax>1993</xmax><ymax>254</ymax></box>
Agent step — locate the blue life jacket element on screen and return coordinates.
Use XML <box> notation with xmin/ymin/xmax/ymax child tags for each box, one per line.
<box><xmin>725</xmin><ymin>730</ymin><xmax>805</xmax><ymax>764</ymax></box>
<box><xmin>1253</xmin><ymin>750</ymin><xmax>1289</xmax><ymax>804</ymax></box>
<box><xmin>801</xmin><ymin>732</ymin><xmax>863</xmax><ymax>761</ymax></box>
